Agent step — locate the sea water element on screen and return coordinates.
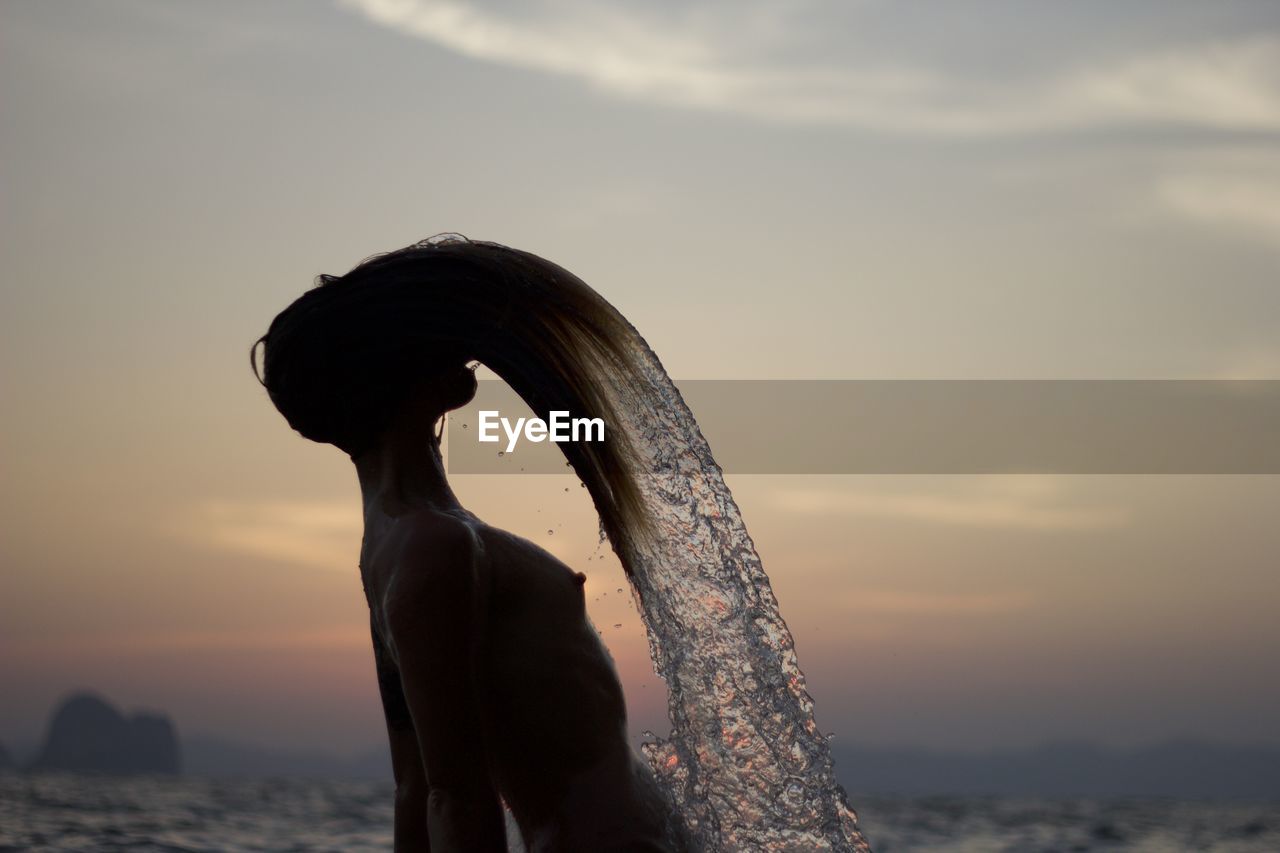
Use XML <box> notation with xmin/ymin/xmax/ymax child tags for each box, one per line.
<box><xmin>3</xmin><ymin>775</ymin><xmax>1278</xmax><ymax>852</ymax></box>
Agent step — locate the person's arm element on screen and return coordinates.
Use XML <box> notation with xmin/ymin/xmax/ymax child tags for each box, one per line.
<box><xmin>371</xmin><ymin>618</ymin><xmax>430</xmax><ymax>851</ymax></box>
<box><xmin>385</xmin><ymin>515</ymin><xmax>506</xmax><ymax>853</ymax></box>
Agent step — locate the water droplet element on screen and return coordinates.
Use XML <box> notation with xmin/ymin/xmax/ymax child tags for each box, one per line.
<box><xmin>497</xmin><ymin>451</ymin><xmax>504</xmax><ymax>457</ymax></box>
<box><xmin>617</xmin><ymin>588</ymin><xmax>624</xmax><ymax>594</ymax></box>
<box><xmin>781</xmin><ymin>779</ymin><xmax>806</xmax><ymax>811</ymax></box>
<box><xmin>461</xmin><ymin>423</ymin><xmax>468</xmax><ymax>429</ymax></box>
<box><xmin>413</xmin><ymin>232</ymin><xmax>469</xmax><ymax>247</ymax></box>
<box><xmin>547</xmin><ymin>529</ymin><xmax>554</xmax><ymax>536</ymax></box>
<box><xmin>613</xmin><ymin>623</ymin><xmax>622</xmax><ymax>629</ymax></box>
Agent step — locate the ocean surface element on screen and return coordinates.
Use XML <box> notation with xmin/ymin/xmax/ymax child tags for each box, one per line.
<box><xmin>2</xmin><ymin>774</ymin><xmax>1278</xmax><ymax>852</ymax></box>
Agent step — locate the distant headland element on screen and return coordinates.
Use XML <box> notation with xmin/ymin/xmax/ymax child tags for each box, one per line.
<box><xmin>5</xmin><ymin>691</ymin><xmax>1279</xmax><ymax>798</ymax></box>
<box><xmin>28</xmin><ymin>692</ymin><xmax>180</xmax><ymax>775</ymax></box>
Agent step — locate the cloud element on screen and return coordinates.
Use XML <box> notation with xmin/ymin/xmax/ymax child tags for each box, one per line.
<box><xmin>770</xmin><ymin>477</ymin><xmax>1127</xmax><ymax>531</ymax></box>
<box><xmin>1133</xmin><ymin>147</ymin><xmax>1280</xmax><ymax>252</ymax></box>
<box><xmin>850</xmin><ymin>588</ymin><xmax>1033</xmax><ymax>616</ymax></box>
<box><xmin>6</xmin><ymin>627</ymin><xmax>371</xmax><ymax>660</ymax></box>
<box><xmin>182</xmin><ymin>499</ymin><xmax>361</xmax><ymax>572</ymax></box>
<box><xmin>1208</xmin><ymin>347</ymin><xmax>1280</xmax><ymax>380</ymax></box>
<box><xmin>1063</xmin><ymin>37</ymin><xmax>1280</xmax><ymax>132</ymax></box>
<box><xmin>1157</xmin><ymin>171</ymin><xmax>1280</xmax><ymax>249</ymax></box>
<box><xmin>181</xmin><ymin>495</ymin><xmax>596</xmax><ymax>570</ymax></box>
<box><xmin>338</xmin><ymin>0</ymin><xmax>1280</xmax><ymax>135</ymax></box>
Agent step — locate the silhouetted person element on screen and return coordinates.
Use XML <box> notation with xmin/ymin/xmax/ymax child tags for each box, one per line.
<box><xmin>253</xmin><ymin>236</ymin><xmax>684</xmax><ymax>852</ymax></box>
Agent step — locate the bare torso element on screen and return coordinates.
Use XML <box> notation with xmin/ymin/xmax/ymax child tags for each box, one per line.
<box><xmin>360</xmin><ymin>506</ymin><xmax>676</xmax><ymax>852</ymax></box>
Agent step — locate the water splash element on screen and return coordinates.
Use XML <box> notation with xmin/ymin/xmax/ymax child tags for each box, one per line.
<box><xmin>602</xmin><ymin>337</ymin><xmax>872</xmax><ymax>852</ymax></box>
<box><xmin>410</xmin><ymin>231</ymin><xmax>470</xmax><ymax>248</ymax></box>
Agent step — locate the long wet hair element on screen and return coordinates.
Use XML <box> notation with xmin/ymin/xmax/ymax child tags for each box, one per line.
<box><xmin>252</xmin><ymin>235</ymin><xmax>651</xmax><ymax>552</ymax></box>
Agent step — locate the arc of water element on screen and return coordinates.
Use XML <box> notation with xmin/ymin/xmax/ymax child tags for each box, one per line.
<box><xmin>605</xmin><ymin>348</ymin><xmax>872</xmax><ymax>852</ymax></box>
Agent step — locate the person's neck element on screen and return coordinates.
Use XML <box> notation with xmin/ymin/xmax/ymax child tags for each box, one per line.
<box><xmin>353</xmin><ymin>418</ymin><xmax>462</xmax><ymax>522</ymax></box>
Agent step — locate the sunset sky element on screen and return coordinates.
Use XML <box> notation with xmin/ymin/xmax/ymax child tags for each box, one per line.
<box><xmin>3</xmin><ymin>0</ymin><xmax>1279</xmax><ymax>760</ymax></box>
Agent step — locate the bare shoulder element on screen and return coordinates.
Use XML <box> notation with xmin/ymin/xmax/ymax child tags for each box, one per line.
<box><xmin>386</xmin><ymin>512</ymin><xmax>586</xmax><ymax>609</ymax></box>
<box><xmin>395</xmin><ymin>509</ymin><xmax>480</xmax><ymax>567</ymax></box>
<box><xmin>377</xmin><ymin>510</ymin><xmax>485</xmax><ymax>646</ymax></box>
<box><xmin>376</xmin><ymin>510</ymin><xmax>484</xmax><ymax>620</ymax></box>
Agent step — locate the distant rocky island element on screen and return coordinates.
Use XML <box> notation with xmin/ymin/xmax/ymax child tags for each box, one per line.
<box><xmin>7</xmin><ymin>691</ymin><xmax>1278</xmax><ymax>798</ymax></box>
<box><xmin>30</xmin><ymin>692</ymin><xmax>180</xmax><ymax>775</ymax></box>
